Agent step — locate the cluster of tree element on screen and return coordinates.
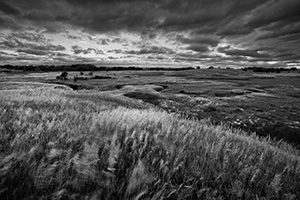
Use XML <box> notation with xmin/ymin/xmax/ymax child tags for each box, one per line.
<box><xmin>0</xmin><ymin>64</ymin><xmax>194</xmax><ymax>72</ymax></box>
<box><xmin>56</xmin><ymin>71</ymin><xmax>68</xmax><ymax>80</ymax></box>
<box><xmin>73</xmin><ymin>71</ymin><xmax>94</xmax><ymax>81</ymax></box>
<box><xmin>242</xmin><ymin>67</ymin><xmax>298</xmax><ymax>73</ymax></box>
<box><xmin>56</xmin><ymin>71</ymin><xmax>113</xmax><ymax>82</ymax></box>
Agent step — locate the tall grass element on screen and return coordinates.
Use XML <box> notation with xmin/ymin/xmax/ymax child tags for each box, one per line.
<box><xmin>0</xmin><ymin>86</ymin><xmax>300</xmax><ymax>199</ymax></box>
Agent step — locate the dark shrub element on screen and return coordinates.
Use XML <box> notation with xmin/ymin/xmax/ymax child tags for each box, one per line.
<box><xmin>91</xmin><ymin>76</ymin><xmax>112</xmax><ymax>79</ymax></box>
<box><xmin>56</xmin><ymin>72</ymin><xmax>68</xmax><ymax>80</ymax></box>
<box><xmin>60</xmin><ymin>72</ymin><xmax>68</xmax><ymax>80</ymax></box>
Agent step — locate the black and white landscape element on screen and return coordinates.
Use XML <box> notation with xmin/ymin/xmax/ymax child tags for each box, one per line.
<box><xmin>1</xmin><ymin>0</ymin><xmax>300</xmax><ymax>199</ymax></box>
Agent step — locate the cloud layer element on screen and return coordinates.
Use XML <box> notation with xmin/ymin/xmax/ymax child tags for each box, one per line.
<box><xmin>0</xmin><ymin>0</ymin><xmax>299</xmax><ymax>67</ymax></box>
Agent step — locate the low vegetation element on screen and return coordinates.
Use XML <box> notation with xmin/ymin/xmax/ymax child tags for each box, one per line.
<box><xmin>123</xmin><ymin>92</ymin><xmax>163</xmax><ymax>106</ymax></box>
<box><xmin>1</xmin><ymin>85</ymin><xmax>300</xmax><ymax>199</ymax></box>
<box><xmin>56</xmin><ymin>71</ymin><xmax>114</xmax><ymax>82</ymax></box>
<box><xmin>242</xmin><ymin>67</ymin><xmax>298</xmax><ymax>73</ymax></box>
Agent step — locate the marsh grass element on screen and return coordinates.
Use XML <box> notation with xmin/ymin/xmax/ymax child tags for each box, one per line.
<box><xmin>0</xmin><ymin>86</ymin><xmax>300</xmax><ymax>199</ymax></box>
<box><xmin>123</xmin><ymin>92</ymin><xmax>163</xmax><ymax>106</ymax></box>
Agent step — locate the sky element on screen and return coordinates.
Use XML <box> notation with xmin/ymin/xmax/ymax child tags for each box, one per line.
<box><xmin>0</xmin><ymin>0</ymin><xmax>300</xmax><ymax>68</ymax></box>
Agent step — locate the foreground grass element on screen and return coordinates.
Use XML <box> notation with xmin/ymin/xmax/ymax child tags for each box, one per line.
<box><xmin>0</xmin><ymin>86</ymin><xmax>300</xmax><ymax>200</ymax></box>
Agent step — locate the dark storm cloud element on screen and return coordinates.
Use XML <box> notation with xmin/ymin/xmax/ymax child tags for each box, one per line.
<box><xmin>175</xmin><ymin>52</ymin><xmax>216</xmax><ymax>62</ymax></box>
<box><xmin>177</xmin><ymin>34</ymin><xmax>218</xmax><ymax>54</ymax></box>
<box><xmin>0</xmin><ymin>0</ymin><xmax>296</xmax><ymax>36</ymax></box>
<box><xmin>0</xmin><ymin>0</ymin><xmax>70</xmax><ymax>32</ymax></box>
<box><xmin>158</xmin><ymin>0</ymin><xmax>270</xmax><ymax>31</ymax></box>
<box><xmin>274</xmin><ymin>53</ymin><xmax>300</xmax><ymax>61</ymax></box>
<box><xmin>22</xmin><ymin>11</ymin><xmax>53</xmax><ymax>21</ymax></box>
<box><xmin>57</xmin><ymin>52</ymin><xmax>71</xmax><ymax>57</ymax></box>
<box><xmin>177</xmin><ymin>35</ymin><xmax>219</xmax><ymax>47</ymax></box>
<box><xmin>0</xmin><ymin>0</ymin><xmax>296</xmax><ymax>35</ymax></box>
<box><xmin>217</xmin><ymin>26</ymin><xmax>253</xmax><ymax>37</ymax></box>
<box><xmin>0</xmin><ymin>0</ymin><xmax>299</xmax><ymax>66</ymax></box>
<box><xmin>67</xmin><ymin>0</ymin><xmax>161</xmax><ymax>4</ymax></box>
<box><xmin>279</xmin><ymin>34</ymin><xmax>300</xmax><ymax>42</ymax></box>
<box><xmin>256</xmin><ymin>23</ymin><xmax>300</xmax><ymax>41</ymax></box>
<box><xmin>66</xmin><ymin>1</ymin><xmax>163</xmax><ymax>33</ymax></box>
<box><xmin>0</xmin><ymin>1</ymin><xmax>20</xmax><ymax>15</ymax></box>
<box><xmin>0</xmin><ymin>13</ymin><xmax>21</xmax><ymax>30</ymax></box>
<box><xmin>246</xmin><ymin>0</ymin><xmax>300</xmax><ymax>29</ymax></box>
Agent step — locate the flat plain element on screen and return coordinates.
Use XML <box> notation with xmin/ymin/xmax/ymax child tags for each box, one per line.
<box><xmin>2</xmin><ymin>68</ymin><xmax>299</xmax><ymax>146</ymax></box>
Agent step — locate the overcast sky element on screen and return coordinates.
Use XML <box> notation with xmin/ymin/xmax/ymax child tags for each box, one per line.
<box><xmin>0</xmin><ymin>0</ymin><xmax>300</xmax><ymax>68</ymax></box>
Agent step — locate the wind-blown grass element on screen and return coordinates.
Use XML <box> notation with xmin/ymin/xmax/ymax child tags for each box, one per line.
<box><xmin>0</xmin><ymin>86</ymin><xmax>300</xmax><ymax>199</ymax></box>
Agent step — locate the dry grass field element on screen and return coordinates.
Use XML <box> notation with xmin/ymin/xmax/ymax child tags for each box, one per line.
<box><xmin>2</xmin><ymin>68</ymin><xmax>299</xmax><ymax>146</ymax></box>
<box><xmin>1</xmin><ymin>68</ymin><xmax>300</xmax><ymax>199</ymax></box>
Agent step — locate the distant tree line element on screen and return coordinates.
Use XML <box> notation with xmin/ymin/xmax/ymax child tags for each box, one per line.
<box><xmin>242</xmin><ymin>67</ymin><xmax>298</xmax><ymax>73</ymax></box>
<box><xmin>0</xmin><ymin>64</ymin><xmax>194</xmax><ymax>72</ymax></box>
<box><xmin>56</xmin><ymin>71</ymin><xmax>113</xmax><ymax>81</ymax></box>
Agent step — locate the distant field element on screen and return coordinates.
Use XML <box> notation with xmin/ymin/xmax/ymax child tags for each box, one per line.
<box><xmin>1</xmin><ymin>84</ymin><xmax>300</xmax><ymax>199</ymax></box>
<box><xmin>1</xmin><ymin>68</ymin><xmax>300</xmax><ymax>146</ymax></box>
